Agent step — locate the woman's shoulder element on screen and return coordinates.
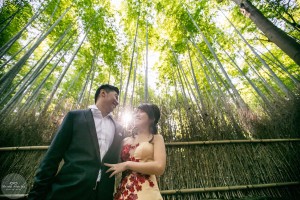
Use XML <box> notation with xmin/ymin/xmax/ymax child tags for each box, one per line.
<box><xmin>153</xmin><ymin>134</ymin><xmax>164</xmax><ymax>143</ymax></box>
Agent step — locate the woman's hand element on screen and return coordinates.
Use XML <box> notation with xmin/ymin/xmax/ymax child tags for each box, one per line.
<box><xmin>104</xmin><ymin>162</ymin><xmax>128</xmax><ymax>178</ymax></box>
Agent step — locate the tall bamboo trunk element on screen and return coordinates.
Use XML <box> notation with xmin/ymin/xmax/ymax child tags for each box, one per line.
<box><xmin>77</xmin><ymin>54</ymin><xmax>96</xmax><ymax>107</ymax></box>
<box><xmin>170</xmin><ymin>43</ymin><xmax>202</xmax><ymax>119</ymax></box>
<box><xmin>171</xmin><ymin>52</ymin><xmax>195</xmax><ymax>138</ymax></box>
<box><xmin>255</xmin><ymin>36</ymin><xmax>300</xmax><ymax>85</ymax></box>
<box><xmin>80</xmin><ymin>53</ymin><xmax>96</xmax><ymax>107</ymax></box>
<box><xmin>144</xmin><ymin>20</ymin><xmax>149</xmax><ymax>102</ymax></box>
<box><xmin>117</xmin><ymin>62</ymin><xmax>123</xmax><ymax>114</ymax></box>
<box><xmin>0</xmin><ymin>1</ymin><xmax>48</xmax><ymax>58</ymax></box>
<box><xmin>232</xmin><ymin>44</ymin><xmax>280</xmax><ymax>98</ymax></box>
<box><xmin>87</xmin><ymin>55</ymin><xmax>97</xmax><ymax>106</ymax></box>
<box><xmin>186</xmin><ymin>42</ymin><xmax>207</xmax><ymax>116</ymax></box>
<box><xmin>51</xmin><ymin>69</ymin><xmax>84</xmax><ymax>116</ymax></box>
<box><xmin>0</xmin><ymin>7</ymin><xmax>20</xmax><ymax>26</ymax></box>
<box><xmin>123</xmin><ymin>15</ymin><xmax>139</xmax><ymax>107</ymax></box>
<box><xmin>1</xmin><ymin>30</ymin><xmax>74</xmax><ymax>116</ymax></box>
<box><xmin>221</xmin><ymin>10</ymin><xmax>295</xmax><ymax>99</ymax></box>
<box><xmin>0</xmin><ymin>25</ymin><xmax>73</xmax><ymax>109</ymax></box>
<box><xmin>0</xmin><ymin>8</ymin><xmax>20</xmax><ymax>34</ymax></box>
<box><xmin>217</xmin><ymin>41</ymin><xmax>273</xmax><ymax>110</ymax></box>
<box><xmin>174</xmin><ymin>82</ymin><xmax>184</xmax><ymax>138</ymax></box>
<box><xmin>230</xmin><ymin>0</ymin><xmax>300</xmax><ymax>66</ymax></box>
<box><xmin>0</xmin><ymin>36</ymin><xmax>36</xmax><ymax>70</ymax></box>
<box><xmin>189</xmin><ymin>35</ymin><xmax>247</xmax><ymax>111</ymax></box>
<box><xmin>130</xmin><ymin>50</ymin><xmax>138</xmax><ymax>108</ymax></box>
<box><xmin>41</xmin><ymin>23</ymin><xmax>89</xmax><ymax>115</ymax></box>
<box><xmin>185</xmin><ymin>7</ymin><xmax>248</xmax><ymax>110</ymax></box>
<box><xmin>0</xmin><ymin>6</ymin><xmax>71</xmax><ymax>95</ymax></box>
<box><xmin>0</xmin><ymin>1</ymin><xmax>60</xmax><ymax>71</ymax></box>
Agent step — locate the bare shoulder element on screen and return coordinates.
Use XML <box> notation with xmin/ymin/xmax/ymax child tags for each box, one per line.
<box><xmin>153</xmin><ymin>134</ymin><xmax>165</xmax><ymax>143</ymax></box>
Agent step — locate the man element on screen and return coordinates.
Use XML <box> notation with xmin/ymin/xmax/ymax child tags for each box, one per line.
<box><xmin>28</xmin><ymin>84</ymin><xmax>124</xmax><ymax>200</ymax></box>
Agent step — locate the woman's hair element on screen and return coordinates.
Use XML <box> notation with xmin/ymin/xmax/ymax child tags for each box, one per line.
<box><xmin>137</xmin><ymin>103</ymin><xmax>160</xmax><ymax>134</ymax></box>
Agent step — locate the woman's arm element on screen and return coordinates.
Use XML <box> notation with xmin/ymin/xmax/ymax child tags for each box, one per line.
<box><xmin>105</xmin><ymin>134</ymin><xmax>166</xmax><ymax>177</ymax></box>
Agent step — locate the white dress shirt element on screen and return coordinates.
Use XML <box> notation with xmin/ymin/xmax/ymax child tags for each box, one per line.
<box><xmin>88</xmin><ymin>105</ymin><xmax>115</xmax><ymax>181</ymax></box>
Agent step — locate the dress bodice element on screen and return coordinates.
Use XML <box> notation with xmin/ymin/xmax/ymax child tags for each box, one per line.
<box><xmin>114</xmin><ymin>139</ymin><xmax>163</xmax><ymax>200</ymax></box>
<box><xmin>121</xmin><ymin>142</ymin><xmax>154</xmax><ymax>163</ymax></box>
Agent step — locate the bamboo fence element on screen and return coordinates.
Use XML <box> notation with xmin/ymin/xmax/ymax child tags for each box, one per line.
<box><xmin>1</xmin><ymin>139</ymin><xmax>299</xmax><ymax>199</ymax></box>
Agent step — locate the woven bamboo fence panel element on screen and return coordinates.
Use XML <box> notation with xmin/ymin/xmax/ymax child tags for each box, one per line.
<box><xmin>159</xmin><ymin>141</ymin><xmax>300</xmax><ymax>199</ymax></box>
<box><xmin>0</xmin><ymin>140</ymin><xmax>299</xmax><ymax>199</ymax></box>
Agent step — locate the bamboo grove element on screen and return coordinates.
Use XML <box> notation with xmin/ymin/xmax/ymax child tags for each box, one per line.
<box><xmin>0</xmin><ymin>0</ymin><xmax>300</xmax><ymax>199</ymax></box>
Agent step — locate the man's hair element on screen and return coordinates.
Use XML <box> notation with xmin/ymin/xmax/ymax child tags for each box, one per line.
<box><xmin>94</xmin><ymin>84</ymin><xmax>119</xmax><ymax>103</ymax></box>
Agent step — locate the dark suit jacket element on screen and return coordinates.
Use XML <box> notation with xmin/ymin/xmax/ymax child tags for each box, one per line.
<box><xmin>28</xmin><ymin>109</ymin><xmax>124</xmax><ymax>200</ymax></box>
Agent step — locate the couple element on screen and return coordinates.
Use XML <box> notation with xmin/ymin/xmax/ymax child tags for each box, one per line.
<box><xmin>28</xmin><ymin>84</ymin><xmax>166</xmax><ymax>200</ymax></box>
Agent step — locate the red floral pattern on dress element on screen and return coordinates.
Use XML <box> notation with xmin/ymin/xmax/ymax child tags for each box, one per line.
<box><xmin>114</xmin><ymin>143</ymin><xmax>155</xmax><ymax>200</ymax></box>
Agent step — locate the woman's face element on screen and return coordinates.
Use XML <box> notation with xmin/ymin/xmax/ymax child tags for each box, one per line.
<box><xmin>134</xmin><ymin>109</ymin><xmax>152</xmax><ymax>130</ymax></box>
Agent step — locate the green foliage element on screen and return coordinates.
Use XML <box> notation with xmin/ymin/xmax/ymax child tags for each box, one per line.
<box><xmin>0</xmin><ymin>0</ymin><xmax>33</xmax><ymax>54</ymax></box>
<box><xmin>1</xmin><ymin>3</ymin><xmax>300</xmax><ymax>200</ymax></box>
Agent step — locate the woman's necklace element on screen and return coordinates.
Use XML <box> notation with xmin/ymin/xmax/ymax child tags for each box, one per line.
<box><xmin>134</xmin><ymin>133</ymin><xmax>154</xmax><ymax>144</ymax></box>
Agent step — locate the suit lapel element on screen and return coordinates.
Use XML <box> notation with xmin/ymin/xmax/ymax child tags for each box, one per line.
<box><xmin>84</xmin><ymin>109</ymin><xmax>101</xmax><ymax>163</ymax></box>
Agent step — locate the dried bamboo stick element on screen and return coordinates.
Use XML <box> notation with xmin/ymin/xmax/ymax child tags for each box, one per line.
<box><xmin>165</xmin><ymin>138</ymin><xmax>300</xmax><ymax>146</ymax></box>
<box><xmin>160</xmin><ymin>181</ymin><xmax>300</xmax><ymax>195</ymax></box>
<box><xmin>1</xmin><ymin>138</ymin><xmax>300</xmax><ymax>151</ymax></box>
<box><xmin>3</xmin><ymin>182</ymin><xmax>298</xmax><ymax>199</ymax></box>
<box><xmin>0</xmin><ymin>146</ymin><xmax>49</xmax><ymax>151</ymax></box>
<box><xmin>0</xmin><ymin>194</ymin><xmax>27</xmax><ymax>198</ymax></box>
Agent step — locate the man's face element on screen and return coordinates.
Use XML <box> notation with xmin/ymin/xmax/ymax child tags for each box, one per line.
<box><xmin>103</xmin><ymin>90</ymin><xmax>119</xmax><ymax>113</ymax></box>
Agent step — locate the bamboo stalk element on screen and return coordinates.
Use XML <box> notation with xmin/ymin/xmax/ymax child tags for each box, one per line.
<box><xmin>160</xmin><ymin>181</ymin><xmax>300</xmax><ymax>195</ymax></box>
<box><xmin>1</xmin><ymin>139</ymin><xmax>299</xmax><ymax>151</ymax></box>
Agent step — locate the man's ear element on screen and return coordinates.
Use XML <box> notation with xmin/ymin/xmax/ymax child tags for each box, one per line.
<box><xmin>100</xmin><ymin>89</ymin><xmax>107</xmax><ymax>97</ymax></box>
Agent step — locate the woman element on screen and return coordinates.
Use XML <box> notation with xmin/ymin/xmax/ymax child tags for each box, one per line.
<box><xmin>105</xmin><ymin>103</ymin><xmax>166</xmax><ymax>200</ymax></box>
